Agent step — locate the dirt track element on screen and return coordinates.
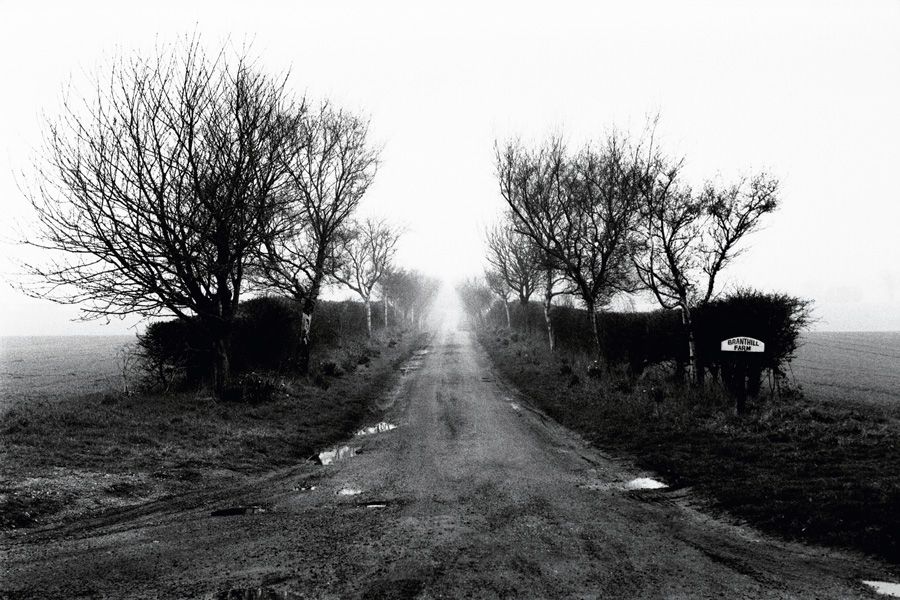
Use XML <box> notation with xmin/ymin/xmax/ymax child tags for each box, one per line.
<box><xmin>0</xmin><ymin>328</ymin><xmax>889</xmax><ymax>599</ymax></box>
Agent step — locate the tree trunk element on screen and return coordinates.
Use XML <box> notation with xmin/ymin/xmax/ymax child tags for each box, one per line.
<box><xmin>297</xmin><ymin>308</ymin><xmax>313</xmax><ymax>374</ymax></box>
<box><xmin>504</xmin><ymin>300</ymin><xmax>511</xmax><ymax>329</ymax></box>
<box><xmin>587</xmin><ymin>300</ymin><xmax>602</xmax><ymax>361</ymax></box>
<box><xmin>212</xmin><ymin>333</ymin><xmax>230</xmax><ymax>397</ymax></box>
<box><xmin>543</xmin><ymin>295</ymin><xmax>554</xmax><ymax>352</ymax></box>
<box><xmin>520</xmin><ymin>298</ymin><xmax>529</xmax><ymax>333</ymax></box>
<box><xmin>365</xmin><ymin>299</ymin><xmax>373</xmax><ymax>337</ymax></box>
<box><xmin>681</xmin><ymin>303</ymin><xmax>700</xmax><ymax>385</ymax></box>
<box><xmin>383</xmin><ymin>296</ymin><xmax>389</xmax><ymax>330</ymax></box>
<box><xmin>296</xmin><ymin>277</ymin><xmax>322</xmax><ymax>375</ymax></box>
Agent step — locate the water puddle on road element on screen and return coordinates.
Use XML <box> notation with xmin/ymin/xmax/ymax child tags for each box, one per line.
<box><xmin>624</xmin><ymin>477</ymin><xmax>668</xmax><ymax>490</ymax></box>
<box><xmin>337</xmin><ymin>487</ymin><xmax>362</xmax><ymax>496</ymax></box>
<box><xmin>355</xmin><ymin>422</ymin><xmax>397</xmax><ymax>436</ymax></box>
<box><xmin>509</xmin><ymin>402</ymin><xmax>521</xmax><ymax>411</ymax></box>
<box><xmin>580</xmin><ymin>478</ymin><xmax>669</xmax><ymax>492</ymax></box>
<box><xmin>864</xmin><ymin>581</ymin><xmax>900</xmax><ymax>597</ymax></box>
<box><xmin>210</xmin><ymin>505</ymin><xmax>266</xmax><ymax>517</ymax></box>
<box><xmin>214</xmin><ymin>587</ymin><xmax>300</xmax><ymax>599</ymax></box>
<box><xmin>317</xmin><ymin>446</ymin><xmax>358</xmax><ymax>465</ymax></box>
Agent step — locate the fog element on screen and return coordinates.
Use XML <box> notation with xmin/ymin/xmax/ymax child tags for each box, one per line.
<box><xmin>1</xmin><ymin>0</ymin><xmax>898</xmax><ymax>334</ymax></box>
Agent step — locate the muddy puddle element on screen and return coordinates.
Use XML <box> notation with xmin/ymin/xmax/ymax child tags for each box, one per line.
<box><xmin>337</xmin><ymin>487</ymin><xmax>362</xmax><ymax>496</ymax></box>
<box><xmin>214</xmin><ymin>587</ymin><xmax>300</xmax><ymax>599</ymax></box>
<box><xmin>864</xmin><ymin>581</ymin><xmax>900</xmax><ymax>597</ymax></box>
<box><xmin>355</xmin><ymin>422</ymin><xmax>397</xmax><ymax>436</ymax></box>
<box><xmin>211</xmin><ymin>505</ymin><xmax>266</xmax><ymax>517</ymax></box>
<box><xmin>317</xmin><ymin>446</ymin><xmax>359</xmax><ymax>465</ymax></box>
<box><xmin>624</xmin><ymin>477</ymin><xmax>668</xmax><ymax>490</ymax></box>
<box><xmin>581</xmin><ymin>477</ymin><xmax>668</xmax><ymax>492</ymax></box>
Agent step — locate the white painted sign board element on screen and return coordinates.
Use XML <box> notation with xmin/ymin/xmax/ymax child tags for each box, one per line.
<box><xmin>721</xmin><ymin>337</ymin><xmax>765</xmax><ymax>352</ymax></box>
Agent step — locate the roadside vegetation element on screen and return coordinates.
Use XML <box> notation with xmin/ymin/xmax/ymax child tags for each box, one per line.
<box><xmin>480</xmin><ymin>310</ymin><xmax>900</xmax><ymax>565</ymax></box>
<box><xmin>458</xmin><ymin>127</ymin><xmax>900</xmax><ymax>565</ymax></box>
<box><xmin>0</xmin><ymin>299</ymin><xmax>434</xmax><ymax>531</ymax></box>
<box><xmin>4</xmin><ymin>36</ymin><xmax>442</xmax><ymax>534</ymax></box>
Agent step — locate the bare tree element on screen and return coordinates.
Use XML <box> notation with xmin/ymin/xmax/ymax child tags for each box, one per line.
<box><xmin>496</xmin><ymin>134</ymin><xmax>643</xmax><ymax>361</ymax></box>
<box><xmin>539</xmin><ymin>257</ymin><xmax>576</xmax><ymax>352</ymax></box>
<box><xmin>456</xmin><ymin>277</ymin><xmax>493</xmax><ymax>329</ymax></box>
<box><xmin>334</xmin><ymin>217</ymin><xmax>402</xmax><ymax>336</ymax></box>
<box><xmin>485</xmin><ymin>221</ymin><xmax>540</xmax><ymax>331</ymax></box>
<box><xmin>409</xmin><ymin>272</ymin><xmax>441</xmax><ymax>329</ymax></box>
<box><xmin>635</xmin><ymin>146</ymin><xmax>779</xmax><ymax>383</ymax></box>
<box><xmin>484</xmin><ymin>267</ymin><xmax>513</xmax><ymax>329</ymax></box>
<box><xmin>382</xmin><ymin>268</ymin><xmax>440</xmax><ymax>329</ymax></box>
<box><xmin>253</xmin><ymin>102</ymin><xmax>378</xmax><ymax>371</ymax></box>
<box><xmin>22</xmin><ymin>38</ymin><xmax>298</xmax><ymax>396</ymax></box>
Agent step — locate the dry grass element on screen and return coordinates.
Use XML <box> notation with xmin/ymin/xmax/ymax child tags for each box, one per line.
<box><xmin>0</xmin><ymin>330</ymin><xmax>424</xmax><ymax>531</ymax></box>
<box><xmin>483</xmin><ymin>330</ymin><xmax>900</xmax><ymax>565</ymax></box>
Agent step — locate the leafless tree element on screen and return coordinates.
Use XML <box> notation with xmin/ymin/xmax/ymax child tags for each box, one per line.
<box><xmin>484</xmin><ymin>267</ymin><xmax>513</xmax><ymax>329</ymax></box>
<box><xmin>635</xmin><ymin>145</ymin><xmax>779</xmax><ymax>383</ymax></box>
<box><xmin>334</xmin><ymin>217</ymin><xmax>402</xmax><ymax>336</ymax></box>
<box><xmin>409</xmin><ymin>273</ymin><xmax>441</xmax><ymax>330</ymax></box>
<box><xmin>22</xmin><ymin>38</ymin><xmax>299</xmax><ymax>396</ymax></box>
<box><xmin>485</xmin><ymin>221</ymin><xmax>540</xmax><ymax>331</ymax></box>
<box><xmin>456</xmin><ymin>277</ymin><xmax>493</xmax><ymax>329</ymax></box>
<box><xmin>538</xmin><ymin>256</ymin><xmax>576</xmax><ymax>352</ymax></box>
<box><xmin>382</xmin><ymin>268</ymin><xmax>440</xmax><ymax>329</ymax></box>
<box><xmin>253</xmin><ymin>102</ymin><xmax>379</xmax><ymax>371</ymax></box>
<box><xmin>496</xmin><ymin>134</ymin><xmax>643</xmax><ymax>361</ymax></box>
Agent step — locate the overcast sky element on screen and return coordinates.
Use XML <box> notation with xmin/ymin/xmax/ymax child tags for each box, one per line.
<box><xmin>1</xmin><ymin>0</ymin><xmax>898</xmax><ymax>335</ymax></box>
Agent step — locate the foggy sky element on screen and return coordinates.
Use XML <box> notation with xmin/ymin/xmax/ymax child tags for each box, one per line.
<box><xmin>1</xmin><ymin>0</ymin><xmax>898</xmax><ymax>335</ymax></box>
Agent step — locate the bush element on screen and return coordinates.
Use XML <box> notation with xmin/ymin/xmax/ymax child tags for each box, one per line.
<box><xmin>137</xmin><ymin>297</ymin><xmax>387</xmax><ymax>394</ymax></box>
<box><xmin>483</xmin><ymin>289</ymin><xmax>811</xmax><ymax>390</ymax></box>
<box><xmin>221</xmin><ymin>372</ymin><xmax>277</xmax><ymax>404</ymax></box>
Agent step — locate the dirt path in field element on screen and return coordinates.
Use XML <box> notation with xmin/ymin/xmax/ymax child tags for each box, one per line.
<box><xmin>0</xmin><ymin>327</ymin><xmax>891</xmax><ymax>599</ymax></box>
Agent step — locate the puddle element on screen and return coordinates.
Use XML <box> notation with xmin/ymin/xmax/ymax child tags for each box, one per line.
<box><xmin>337</xmin><ymin>487</ymin><xmax>362</xmax><ymax>496</ymax></box>
<box><xmin>509</xmin><ymin>402</ymin><xmax>521</xmax><ymax>411</ymax></box>
<box><xmin>580</xmin><ymin>478</ymin><xmax>669</xmax><ymax>492</ymax></box>
<box><xmin>864</xmin><ymin>581</ymin><xmax>900</xmax><ymax>597</ymax></box>
<box><xmin>624</xmin><ymin>478</ymin><xmax>668</xmax><ymax>490</ymax></box>
<box><xmin>291</xmin><ymin>485</ymin><xmax>317</xmax><ymax>492</ymax></box>
<box><xmin>214</xmin><ymin>587</ymin><xmax>299</xmax><ymax>599</ymax></box>
<box><xmin>317</xmin><ymin>446</ymin><xmax>359</xmax><ymax>465</ymax></box>
<box><xmin>365</xmin><ymin>503</ymin><xmax>387</xmax><ymax>509</ymax></box>
<box><xmin>355</xmin><ymin>422</ymin><xmax>397</xmax><ymax>436</ymax></box>
<box><xmin>211</xmin><ymin>505</ymin><xmax>266</xmax><ymax>517</ymax></box>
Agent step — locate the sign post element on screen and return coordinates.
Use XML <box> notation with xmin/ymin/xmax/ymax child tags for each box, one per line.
<box><xmin>720</xmin><ymin>337</ymin><xmax>765</xmax><ymax>415</ymax></box>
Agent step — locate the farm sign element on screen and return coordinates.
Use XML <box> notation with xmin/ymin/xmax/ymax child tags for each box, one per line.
<box><xmin>720</xmin><ymin>337</ymin><xmax>765</xmax><ymax>352</ymax></box>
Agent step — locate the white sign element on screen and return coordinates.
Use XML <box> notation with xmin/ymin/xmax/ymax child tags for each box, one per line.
<box><xmin>721</xmin><ymin>337</ymin><xmax>765</xmax><ymax>352</ymax></box>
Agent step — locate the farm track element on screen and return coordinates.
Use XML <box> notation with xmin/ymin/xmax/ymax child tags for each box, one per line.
<box><xmin>0</xmin><ymin>328</ymin><xmax>890</xmax><ymax>599</ymax></box>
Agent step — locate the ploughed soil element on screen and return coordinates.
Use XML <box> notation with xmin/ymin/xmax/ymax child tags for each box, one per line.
<box><xmin>0</xmin><ymin>327</ymin><xmax>895</xmax><ymax>598</ymax></box>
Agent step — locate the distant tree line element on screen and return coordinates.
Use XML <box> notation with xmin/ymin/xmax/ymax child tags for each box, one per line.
<box><xmin>22</xmin><ymin>37</ymin><xmax>430</xmax><ymax>397</ymax></box>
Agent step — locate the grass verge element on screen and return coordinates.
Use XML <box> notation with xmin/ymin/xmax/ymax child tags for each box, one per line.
<box><xmin>482</xmin><ymin>330</ymin><xmax>900</xmax><ymax>566</ymax></box>
<box><xmin>0</xmin><ymin>329</ymin><xmax>426</xmax><ymax>531</ymax></box>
